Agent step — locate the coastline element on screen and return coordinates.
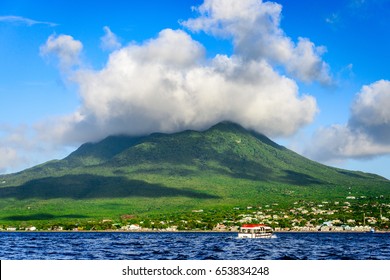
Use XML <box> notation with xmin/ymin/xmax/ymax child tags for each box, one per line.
<box><xmin>1</xmin><ymin>229</ymin><xmax>389</xmax><ymax>233</ymax></box>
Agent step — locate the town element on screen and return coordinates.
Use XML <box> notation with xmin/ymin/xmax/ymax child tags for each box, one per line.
<box><xmin>2</xmin><ymin>196</ymin><xmax>390</xmax><ymax>232</ymax></box>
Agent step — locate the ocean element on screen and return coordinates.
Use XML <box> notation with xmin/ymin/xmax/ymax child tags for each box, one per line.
<box><xmin>1</xmin><ymin>232</ymin><xmax>390</xmax><ymax>260</ymax></box>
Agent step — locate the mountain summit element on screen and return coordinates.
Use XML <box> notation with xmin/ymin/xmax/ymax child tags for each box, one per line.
<box><xmin>1</xmin><ymin>122</ymin><xmax>389</xmax><ymax>220</ymax></box>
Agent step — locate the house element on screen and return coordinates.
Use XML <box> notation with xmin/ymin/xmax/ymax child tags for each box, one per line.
<box><xmin>129</xmin><ymin>224</ymin><xmax>141</xmax><ymax>231</ymax></box>
<box><xmin>322</xmin><ymin>221</ymin><xmax>333</xmax><ymax>227</ymax></box>
<box><xmin>213</xmin><ymin>223</ymin><xmax>227</xmax><ymax>231</ymax></box>
<box><xmin>166</xmin><ymin>226</ymin><xmax>178</xmax><ymax>231</ymax></box>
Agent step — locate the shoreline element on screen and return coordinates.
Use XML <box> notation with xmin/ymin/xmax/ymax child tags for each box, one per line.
<box><xmin>1</xmin><ymin>229</ymin><xmax>389</xmax><ymax>233</ymax></box>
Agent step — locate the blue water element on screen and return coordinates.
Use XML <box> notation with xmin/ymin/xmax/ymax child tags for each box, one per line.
<box><xmin>1</xmin><ymin>232</ymin><xmax>390</xmax><ymax>260</ymax></box>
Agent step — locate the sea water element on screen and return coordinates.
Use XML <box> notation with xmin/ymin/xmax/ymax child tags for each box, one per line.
<box><xmin>1</xmin><ymin>232</ymin><xmax>390</xmax><ymax>260</ymax></box>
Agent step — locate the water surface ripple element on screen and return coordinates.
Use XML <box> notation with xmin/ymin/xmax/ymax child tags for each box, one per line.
<box><xmin>1</xmin><ymin>232</ymin><xmax>389</xmax><ymax>260</ymax></box>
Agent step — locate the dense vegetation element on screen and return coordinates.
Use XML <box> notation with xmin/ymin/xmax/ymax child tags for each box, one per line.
<box><xmin>1</xmin><ymin>121</ymin><xmax>389</xmax><ymax>229</ymax></box>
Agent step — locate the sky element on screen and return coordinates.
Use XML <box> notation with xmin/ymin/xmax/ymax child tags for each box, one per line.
<box><xmin>0</xmin><ymin>0</ymin><xmax>389</xmax><ymax>178</ymax></box>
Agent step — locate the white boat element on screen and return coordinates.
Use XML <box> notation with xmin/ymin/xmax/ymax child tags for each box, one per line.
<box><xmin>238</xmin><ymin>224</ymin><xmax>274</xmax><ymax>239</ymax></box>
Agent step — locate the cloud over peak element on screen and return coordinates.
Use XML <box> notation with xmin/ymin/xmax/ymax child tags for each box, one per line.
<box><xmin>43</xmin><ymin>26</ymin><xmax>317</xmax><ymax>145</ymax></box>
<box><xmin>0</xmin><ymin>0</ymin><xmax>342</xmax><ymax>174</ymax></box>
<box><xmin>37</xmin><ymin>0</ymin><xmax>327</xmax><ymax>147</ymax></box>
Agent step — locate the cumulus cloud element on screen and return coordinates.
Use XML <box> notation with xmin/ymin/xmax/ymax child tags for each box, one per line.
<box><xmin>100</xmin><ymin>26</ymin><xmax>122</xmax><ymax>51</ymax></box>
<box><xmin>306</xmin><ymin>80</ymin><xmax>390</xmax><ymax>161</ymax></box>
<box><xmin>35</xmin><ymin>1</ymin><xmax>330</xmax><ymax>145</ymax></box>
<box><xmin>38</xmin><ymin>27</ymin><xmax>317</xmax><ymax>145</ymax></box>
<box><xmin>40</xmin><ymin>34</ymin><xmax>83</xmax><ymax>70</ymax></box>
<box><xmin>2</xmin><ymin>0</ymin><xmax>333</xmax><ymax>172</ymax></box>
<box><xmin>0</xmin><ymin>0</ymin><xmax>341</xmax><ymax>174</ymax></box>
<box><xmin>182</xmin><ymin>0</ymin><xmax>332</xmax><ymax>84</ymax></box>
<box><xmin>0</xmin><ymin>15</ymin><xmax>57</xmax><ymax>26</ymax></box>
<box><xmin>349</xmin><ymin>80</ymin><xmax>390</xmax><ymax>142</ymax></box>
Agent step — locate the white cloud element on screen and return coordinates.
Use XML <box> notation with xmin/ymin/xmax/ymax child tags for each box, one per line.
<box><xmin>3</xmin><ymin>0</ymin><xmax>330</xmax><ymax>173</ymax></box>
<box><xmin>0</xmin><ymin>15</ymin><xmax>57</xmax><ymax>26</ymax></box>
<box><xmin>0</xmin><ymin>125</ymin><xmax>43</xmax><ymax>173</ymax></box>
<box><xmin>305</xmin><ymin>125</ymin><xmax>390</xmax><ymax>161</ymax></box>
<box><xmin>306</xmin><ymin>80</ymin><xmax>390</xmax><ymax>161</ymax></box>
<box><xmin>0</xmin><ymin>125</ymin><xmax>31</xmax><ymax>173</ymax></box>
<box><xmin>38</xmin><ymin>28</ymin><xmax>317</xmax><ymax>145</ymax></box>
<box><xmin>40</xmin><ymin>34</ymin><xmax>83</xmax><ymax>70</ymax></box>
<box><xmin>182</xmin><ymin>0</ymin><xmax>332</xmax><ymax>84</ymax></box>
<box><xmin>350</xmin><ymin>80</ymin><xmax>390</xmax><ymax>138</ymax></box>
<box><xmin>285</xmin><ymin>38</ymin><xmax>331</xmax><ymax>84</ymax></box>
<box><xmin>0</xmin><ymin>123</ymin><xmax>72</xmax><ymax>174</ymax></box>
<box><xmin>36</xmin><ymin>0</ymin><xmax>329</xmax><ymax>145</ymax></box>
<box><xmin>100</xmin><ymin>26</ymin><xmax>122</xmax><ymax>51</ymax></box>
<box><xmin>0</xmin><ymin>146</ymin><xmax>22</xmax><ymax>174</ymax></box>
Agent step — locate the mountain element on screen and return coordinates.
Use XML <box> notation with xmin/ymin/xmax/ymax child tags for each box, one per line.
<box><xmin>1</xmin><ymin>121</ymin><xmax>389</xmax><ymax>224</ymax></box>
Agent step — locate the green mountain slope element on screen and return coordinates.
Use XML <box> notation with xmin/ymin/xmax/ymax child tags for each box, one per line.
<box><xmin>0</xmin><ymin>121</ymin><xmax>389</xmax><ymax>226</ymax></box>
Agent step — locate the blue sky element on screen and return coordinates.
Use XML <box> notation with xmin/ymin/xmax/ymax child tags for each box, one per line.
<box><xmin>1</xmin><ymin>0</ymin><xmax>390</xmax><ymax>179</ymax></box>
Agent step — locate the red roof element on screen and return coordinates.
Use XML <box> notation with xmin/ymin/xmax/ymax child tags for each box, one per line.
<box><xmin>241</xmin><ymin>224</ymin><xmax>267</xmax><ymax>228</ymax></box>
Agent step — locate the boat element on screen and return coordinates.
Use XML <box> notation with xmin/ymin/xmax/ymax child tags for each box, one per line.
<box><xmin>238</xmin><ymin>224</ymin><xmax>274</xmax><ymax>239</ymax></box>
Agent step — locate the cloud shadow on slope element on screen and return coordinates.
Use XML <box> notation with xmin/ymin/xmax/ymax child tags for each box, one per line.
<box><xmin>0</xmin><ymin>174</ymin><xmax>219</xmax><ymax>200</ymax></box>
